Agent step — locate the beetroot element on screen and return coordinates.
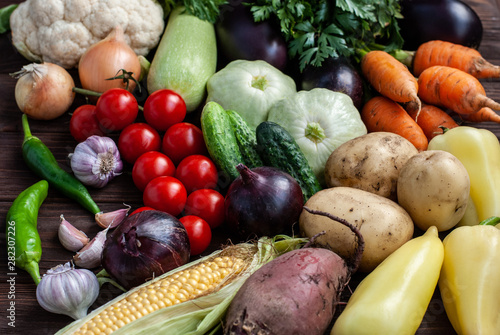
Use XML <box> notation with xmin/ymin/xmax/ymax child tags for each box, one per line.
<box><xmin>224</xmin><ymin>207</ymin><xmax>364</xmax><ymax>335</ymax></box>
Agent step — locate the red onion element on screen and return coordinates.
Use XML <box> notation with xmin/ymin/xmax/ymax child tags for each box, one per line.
<box><xmin>224</xmin><ymin>164</ymin><xmax>304</xmax><ymax>240</ymax></box>
<box><xmin>101</xmin><ymin>210</ymin><xmax>190</xmax><ymax>289</ymax></box>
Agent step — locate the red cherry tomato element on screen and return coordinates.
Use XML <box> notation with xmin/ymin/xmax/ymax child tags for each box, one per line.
<box><xmin>185</xmin><ymin>189</ymin><xmax>225</xmax><ymax>229</ymax></box>
<box><xmin>175</xmin><ymin>155</ymin><xmax>219</xmax><ymax>193</ymax></box>
<box><xmin>143</xmin><ymin>176</ymin><xmax>187</xmax><ymax>216</ymax></box>
<box><xmin>69</xmin><ymin>104</ymin><xmax>106</xmax><ymax>142</ymax></box>
<box><xmin>118</xmin><ymin>123</ymin><xmax>161</xmax><ymax>164</ymax></box>
<box><xmin>95</xmin><ymin>88</ymin><xmax>139</xmax><ymax>132</ymax></box>
<box><xmin>130</xmin><ymin>206</ymin><xmax>155</xmax><ymax>216</ymax></box>
<box><xmin>132</xmin><ymin>151</ymin><xmax>176</xmax><ymax>191</ymax></box>
<box><xmin>143</xmin><ymin>89</ymin><xmax>186</xmax><ymax>131</ymax></box>
<box><xmin>161</xmin><ymin>122</ymin><xmax>208</xmax><ymax>165</ymax></box>
<box><xmin>179</xmin><ymin>215</ymin><xmax>212</xmax><ymax>255</ymax></box>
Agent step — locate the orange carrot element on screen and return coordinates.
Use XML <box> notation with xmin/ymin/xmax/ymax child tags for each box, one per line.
<box><xmin>459</xmin><ymin>107</ymin><xmax>500</xmax><ymax>123</ymax></box>
<box><xmin>412</xmin><ymin>40</ymin><xmax>500</xmax><ymax>78</ymax></box>
<box><xmin>407</xmin><ymin>104</ymin><xmax>459</xmax><ymax>140</ymax></box>
<box><xmin>361</xmin><ymin>50</ymin><xmax>421</xmax><ymax>113</ymax></box>
<box><xmin>417</xmin><ymin>65</ymin><xmax>500</xmax><ymax>115</ymax></box>
<box><xmin>361</xmin><ymin>96</ymin><xmax>428</xmax><ymax>151</ymax></box>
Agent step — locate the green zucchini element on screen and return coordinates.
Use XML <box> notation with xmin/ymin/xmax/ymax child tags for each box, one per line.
<box><xmin>147</xmin><ymin>6</ymin><xmax>217</xmax><ymax>112</ymax></box>
<box><xmin>225</xmin><ymin>110</ymin><xmax>263</xmax><ymax>169</ymax></box>
<box><xmin>201</xmin><ymin>102</ymin><xmax>244</xmax><ymax>182</ymax></box>
<box><xmin>256</xmin><ymin>121</ymin><xmax>322</xmax><ymax>201</ymax></box>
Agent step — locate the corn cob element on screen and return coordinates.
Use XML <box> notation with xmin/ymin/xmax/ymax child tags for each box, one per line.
<box><xmin>56</xmin><ymin>235</ymin><xmax>307</xmax><ymax>335</ymax></box>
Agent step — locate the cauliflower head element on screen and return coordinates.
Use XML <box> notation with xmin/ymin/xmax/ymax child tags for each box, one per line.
<box><xmin>10</xmin><ymin>0</ymin><xmax>165</xmax><ymax>69</ymax></box>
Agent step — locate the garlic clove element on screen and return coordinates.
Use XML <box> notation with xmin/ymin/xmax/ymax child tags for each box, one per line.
<box><xmin>73</xmin><ymin>228</ymin><xmax>108</xmax><ymax>269</ymax></box>
<box><xmin>36</xmin><ymin>262</ymin><xmax>99</xmax><ymax>320</ymax></box>
<box><xmin>58</xmin><ymin>215</ymin><xmax>90</xmax><ymax>252</ymax></box>
<box><xmin>95</xmin><ymin>204</ymin><xmax>131</xmax><ymax>229</ymax></box>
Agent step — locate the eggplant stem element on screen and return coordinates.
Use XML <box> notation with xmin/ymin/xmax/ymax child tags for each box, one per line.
<box><xmin>302</xmin><ymin>206</ymin><xmax>365</xmax><ymax>273</ymax></box>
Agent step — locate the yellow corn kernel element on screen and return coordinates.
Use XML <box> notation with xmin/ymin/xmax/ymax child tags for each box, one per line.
<box><xmin>73</xmin><ymin>250</ymin><xmax>250</xmax><ymax>335</ymax></box>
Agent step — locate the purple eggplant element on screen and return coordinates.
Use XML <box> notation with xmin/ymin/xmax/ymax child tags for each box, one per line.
<box><xmin>216</xmin><ymin>3</ymin><xmax>288</xmax><ymax>71</ymax></box>
<box><xmin>398</xmin><ymin>0</ymin><xmax>483</xmax><ymax>50</ymax></box>
<box><xmin>300</xmin><ymin>56</ymin><xmax>364</xmax><ymax>111</ymax></box>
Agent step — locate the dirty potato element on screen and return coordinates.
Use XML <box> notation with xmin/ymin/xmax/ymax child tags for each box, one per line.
<box><xmin>324</xmin><ymin>132</ymin><xmax>418</xmax><ymax>201</ymax></box>
<box><xmin>397</xmin><ymin>150</ymin><xmax>470</xmax><ymax>232</ymax></box>
<box><xmin>299</xmin><ymin>187</ymin><xmax>414</xmax><ymax>273</ymax></box>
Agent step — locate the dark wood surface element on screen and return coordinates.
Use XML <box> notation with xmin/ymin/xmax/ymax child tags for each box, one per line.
<box><xmin>0</xmin><ymin>0</ymin><xmax>499</xmax><ymax>334</ymax></box>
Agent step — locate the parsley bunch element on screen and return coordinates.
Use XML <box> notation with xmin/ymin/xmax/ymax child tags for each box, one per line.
<box><xmin>249</xmin><ymin>0</ymin><xmax>404</xmax><ymax>71</ymax></box>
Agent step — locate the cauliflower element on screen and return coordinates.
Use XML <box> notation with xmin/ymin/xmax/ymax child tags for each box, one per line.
<box><xmin>10</xmin><ymin>0</ymin><xmax>165</xmax><ymax>69</ymax></box>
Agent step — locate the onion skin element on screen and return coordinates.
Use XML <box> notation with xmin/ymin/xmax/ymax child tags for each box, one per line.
<box><xmin>101</xmin><ymin>210</ymin><xmax>190</xmax><ymax>290</ymax></box>
<box><xmin>14</xmin><ymin>62</ymin><xmax>75</xmax><ymax>120</ymax></box>
<box><xmin>78</xmin><ymin>26</ymin><xmax>141</xmax><ymax>94</ymax></box>
<box><xmin>224</xmin><ymin>164</ymin><xmax>304</xmax><ymax>241</ymax></box>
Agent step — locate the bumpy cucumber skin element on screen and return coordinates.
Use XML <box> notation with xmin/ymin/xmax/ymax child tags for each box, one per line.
<box><xmin>226</xmin><ymin>110</ymin><xmax>263</xmax><ymax>169</ymax></box>
<box><xmin>256</xmin><ymin>121</ymin><xmax>322</xmax><ymax>201</ymax></box>
<box><xmin>147</xmin><ymin>7</ymin><xmax>217</xmax><ymax>112</ymax></box>
<box><xmin>201</xmin><ymin>102</ymin><xmax>244</xmax><ymax>182</ymax></box>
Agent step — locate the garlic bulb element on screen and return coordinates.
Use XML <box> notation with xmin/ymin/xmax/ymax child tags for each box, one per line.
<box><xmin>69</xmin><ymin>135</ymin><xmax>123</xmax><ymax>188</ymax></box>
<box><xmin>36</xmin><ymin>262</ymin><xmax>99</xmax><ymax>320</ymax></box>
<box><xmin>58</xmin><ymin>215</ymin><xmax>90</xmax><ymax>252</ymax></box>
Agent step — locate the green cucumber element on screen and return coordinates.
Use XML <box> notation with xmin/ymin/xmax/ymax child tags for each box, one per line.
<box><xmin>225</xmin><ymin>110</ymin><xmax>263</xmax><ymax>169</ymax></box>
<box><xmin>256</xmin><ymin>121</ymin><xmax>322</xmax><ymax>201</ymax></box>
<box><xmin>201</xmin><ymin>102</ymin><xmax>244</xmax><ymax>182</ymax></box>
<box><xmin>147</xmin><ymin>7</ymin><xmax>217</xmax><ymax>112</ymax></box>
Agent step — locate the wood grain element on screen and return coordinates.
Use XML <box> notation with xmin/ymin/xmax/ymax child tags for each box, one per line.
<box><xmin>0</xmin><ymin>1</ymin><xmax>499</xmax><ymax>334</ymax></box>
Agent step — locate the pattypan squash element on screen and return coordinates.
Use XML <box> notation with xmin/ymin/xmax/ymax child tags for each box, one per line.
<box><xmin>267</xmin><ymin>88</ymin><xmax>367</xmax><ymax>185</ymax></box>
<box><xmin>206</xmin><ymin>60</ymin><xmax>296</xmax><ymax>129</ymax></box>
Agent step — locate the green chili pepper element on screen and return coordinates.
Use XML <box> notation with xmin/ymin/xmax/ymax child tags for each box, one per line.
<box><xmin>21</xmin><ymin>114</ymin><xmax>101</xmax><ymax>214</ymax></box>
<box><xmin>6</xmin><ymin>180</ymin><xmax>48</xmax><ymax>285</ymax></box>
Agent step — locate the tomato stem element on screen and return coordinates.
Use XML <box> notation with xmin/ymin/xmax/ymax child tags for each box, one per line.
<box><xmin>72</xmin><ymin>87</ymin><xmax>144</xmax><ymax>112</ymax></box>
<box><xmin>72</xmin><ymin>87</ymin><xmax>102</xmax><ymax>97</ymax></box>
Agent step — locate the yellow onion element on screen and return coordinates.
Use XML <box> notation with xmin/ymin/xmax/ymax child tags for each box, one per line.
<box><xmin>78</xmin><ymin>26</ymin><xmax>141</xmax><ymax>94</ymax></box>
<box><xmin>12</xmin><ymin>62</ymin><xmax>75</xmax><ymax>120</ymax></box>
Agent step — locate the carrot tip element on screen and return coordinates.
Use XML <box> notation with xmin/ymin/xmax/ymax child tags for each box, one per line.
<box><xmin>405</xmin><ymin>99</ymin><xmax>422</xmax><ymax>122</ymax></box>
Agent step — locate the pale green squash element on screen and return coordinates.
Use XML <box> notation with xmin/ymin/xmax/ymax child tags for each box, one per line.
<box><xmin>147</xmin><ymin>7</ymin><xmax>217</xmax><ymax>112</ymax></box>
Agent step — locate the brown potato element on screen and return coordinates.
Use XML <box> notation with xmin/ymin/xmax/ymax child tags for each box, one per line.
<box><xmin>397</xmin><ymin>150</ymin><xmax>470</xmax><ymax>232</ymax></box>
<box><xmin>299</xmin><ymin>187</ymin><xmax>414</xmax><ymax>273</ymax></box>
<box><xmin>324</xmin><ymin>132</ymin><xmax>418</xmax><ymax>201</ymax></box>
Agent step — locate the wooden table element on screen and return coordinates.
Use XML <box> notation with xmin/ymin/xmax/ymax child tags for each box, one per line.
<box><xmin>0</xmin><ymin>0</ymin><xmax>499</xmax><ymax>334</ymax></box>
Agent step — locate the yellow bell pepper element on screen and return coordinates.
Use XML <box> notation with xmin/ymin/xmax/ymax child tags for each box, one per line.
<box><xmin>331</xmin><ymin>226</ymin><xmax>444</xmax><ymax>335</ymax></box>
<box><xmin>438</xmin><ymin>224</ymin><xmax>500</xmax><ymax>335</ymax></box>
<box><xmin>428</xmin><ymin>126</ymin><xmax>500</xmax><ymax>226</ymax></box>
